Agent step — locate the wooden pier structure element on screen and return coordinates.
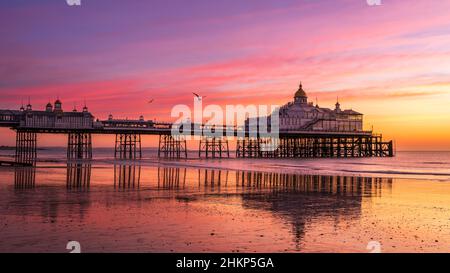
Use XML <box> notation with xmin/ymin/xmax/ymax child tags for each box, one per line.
<box><xmin>158</xmin><ymin>134</ymin><xmax>187</xmax><ymax>159</ymax></box>
<box><xmin>236</xmin><ymin>134</ymin><xmax>393</xmax><ymax>158</ymax></box>
<box><xmin>0</xmin><ymin>104</ymin><xmax>394</xmax><ymax>163</ymax></box>
<box><xmin>199</xmin><ymin>137</ymin><xmax>230</xmax><ymax>158</ymax></box>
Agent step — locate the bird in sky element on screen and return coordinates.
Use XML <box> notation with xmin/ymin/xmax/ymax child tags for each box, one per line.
<box><xmin>192</xmin><ymin>92</ymin><xmax>206</xmax><ymax>101</ymax></box>
<box><xmin>148</xmin><ymin>99</ymin><xmax>154</xmax><ymax>104</ymax></box>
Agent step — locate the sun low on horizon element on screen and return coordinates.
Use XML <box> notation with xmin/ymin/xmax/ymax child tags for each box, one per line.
<box><xmin>1</xmin><ymin>0</ymin><xmax>450</xmax><ymax>150</ymax></box>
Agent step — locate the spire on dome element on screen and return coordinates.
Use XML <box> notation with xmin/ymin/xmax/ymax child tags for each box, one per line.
<box><xmin>26</xmin><ymin>97</ymin><xmax>32</xmax><ymax>111</ymax></box>
<box><xmin>294</xmin><ymin>81</ymin><xmax>308</xmax><ymax>104</ymax></box>
<box><xmin>335</xmin><ymin>97</ymin><xmax>341</xmax><ymax>112</ymax></box>
<box><xmin>82</xmin><ymin>99</ymin><xmax>88</xmax><ymax>112</ymax></box>
<box><xmin>294</xmin><ymin>82</ymin><xmax>307</xmax><ymax>98</ymax></box>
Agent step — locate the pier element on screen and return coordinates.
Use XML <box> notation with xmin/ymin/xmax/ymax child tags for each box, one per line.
<box><xmin>0</xmin><ymin>91</ymin><xmax>394</xmax><ymax>163</ymax></box>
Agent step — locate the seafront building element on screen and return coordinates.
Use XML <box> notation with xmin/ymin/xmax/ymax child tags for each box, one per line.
<box><xmin>278</xmin><ymin>83</ymin><xmax>362</xmax><ymax>132</ymax></box>
<box><xmin>9</xmin><ymin>100</ymin><xmax>95</xmax><ymax>129</ymax></box>
<box><xmin>246</xmin><ymin>83</ymin><xmax>364</xmax><ymax>132</ymax></box>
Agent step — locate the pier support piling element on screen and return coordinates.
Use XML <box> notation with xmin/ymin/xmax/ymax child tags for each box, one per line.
<box><xmin>67</xmin><ymin>133</ymin><xmax>92</xmax><ymax>160</ymax></box>
<box><xmin>236</xmin><ymin>137</ymin><xmax>262</xmax><ymax>158</ymax></box>
<box><xmin>114</xmin><ymin>133</ymin><xmax>142</xmax><ymax>159</ymax></box>
<box><xmin>15</xmin><ymin>130</ymin><xmax>37</xmax><ymax>165</ymax></box>
<box><xmin>158</xmin><ymin>134</ymin><xmax>187</xmax><ymax>158</ymax></box>
<box><xmin>236</xmin><ymin>135</ymin><xmax>393</xmax><ymax>159</ymax></box>
<box><xmin>199</xmin><ymin>137</ymin><xmax>230</xmax><ymax>158</ymax></box>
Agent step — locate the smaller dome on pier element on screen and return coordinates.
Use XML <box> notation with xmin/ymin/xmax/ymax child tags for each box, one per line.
<box><xmin>54</xmin><ymin>99</ymin><xmax>62</xmax><ymax>112</ymax></box>
<box><xmin>46</xmin><ymin>102</ymin><xmax>53</xmax><ymax>112</ymax></box>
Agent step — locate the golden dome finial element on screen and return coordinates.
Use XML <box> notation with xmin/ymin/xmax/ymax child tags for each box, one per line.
<box><xmin>294</xmin><ymin>81</ymin><xmax>307</xmax><ymax>98</ymax></box>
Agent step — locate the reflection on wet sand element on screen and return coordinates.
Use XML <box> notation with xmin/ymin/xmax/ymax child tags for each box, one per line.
<box><xmin>198</xmin><ymin>169</ymin><xmax>229</xmax><ymax>189</ymax></box>
<box><xmin>154</xmin><ymin>168</ymin><xmax>393</xmax><ymax>251</ymax></box>
<box><xmin>114</xmin><ymin>162</ymin><xmax>141</xmax><ymax>188</ymax></box>
<box><xmin>156</xmin><ymin>167</ymin><xmax>391</xmax><ymax>197</ymax></box>
<box><xmin>14</xmin><ymin>167</ymin><xmax>36</xmax><ymax>189</ymax></box>
<box><xmin>158</xmin><ymin>167</ymin><xmax>186</xmax><ymax>189</ymax></box>
<box><xmin>235</xmin><ymin>170</ymin><xmax>390</xmax><ymax>196</ymax></box>
<box><xmin>235</xmin><ymin>171</ymin><xmax>392</xmax><ymax>249</ymax></box>
<box><xmin>11</xmin><ymin>164</ymin><xmax>92</xmax><ymax>224</ymax></box>
<box><xmin>66</xmin><ymin>162</ymin><xmax>91</xmax><ymax>189</ymax></box>
<box><xmin>4</xmin><ymin>164</ymin><xmax>400</xmax><ymax>252</ymax></box>
<box><xmin>15</xmin><ymin>164</ymin><xmax>393</xmax><ymax>197</ymax></box>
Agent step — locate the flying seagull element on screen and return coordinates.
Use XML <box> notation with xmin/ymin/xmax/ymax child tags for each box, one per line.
<box><xmin>192</xmin><ymin>92</ymin><xmax>206</xmax><ymax>101</ymax></box>
<box><xmin>148</xmin><ymin>99</ymin><xmax>154</xmax><ymax>104</ymax></box>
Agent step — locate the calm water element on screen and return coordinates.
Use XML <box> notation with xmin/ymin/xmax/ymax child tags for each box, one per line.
<box><xmin>1</xmin><ymin>148</ymin><xmax>450</xmax><ymax>253</ymax></box>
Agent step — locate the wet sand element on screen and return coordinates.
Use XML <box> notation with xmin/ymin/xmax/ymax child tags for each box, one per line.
<box><xmin>1</xmin><ymin>160</ymin><xmax>450</xmax><ymax>253</ymax></box>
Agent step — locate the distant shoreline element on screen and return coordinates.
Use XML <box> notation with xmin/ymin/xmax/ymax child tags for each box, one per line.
<box><xmin>0</xmin><ymin>146</ymin><xmax>48</xmax><ymax>151</ymax></box>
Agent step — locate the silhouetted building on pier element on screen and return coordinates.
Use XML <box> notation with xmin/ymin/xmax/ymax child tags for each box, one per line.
<box><xmin>246</xmin><ymin>82</ymin><xmax>363</xmax><ymax>132</ymax></box>
<box><xmin>279</xmin><ymin>83</ymin><xmax>362</xmax><ymax>131</ymax></box>
<box><xmin>18</xmin><ymin>100</ymin><xmax>94</xmax><ymax>129</ymax></box>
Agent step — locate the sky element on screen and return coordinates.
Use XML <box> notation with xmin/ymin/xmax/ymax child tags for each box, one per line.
<box><xmin>1</xmin><ymin>0</ymin><xmax>450</xmax><ymax>150</ymax></box>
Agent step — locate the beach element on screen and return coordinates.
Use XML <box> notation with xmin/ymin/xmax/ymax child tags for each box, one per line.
<box><xmin>0</xmin><ymin>149</ymin><xmax>449</xmax><ymax>253</ymax></box>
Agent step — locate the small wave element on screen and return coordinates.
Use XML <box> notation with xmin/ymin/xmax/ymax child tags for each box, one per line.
<box><xmin>421</xmin><ymin>161</ymin><xmax>448</xmax><ymax>165</ymax></box>
<box><xmin>339</xmin><ymin>169</ymin><xmax>450</xmax><ymax>177</ymax></box>
<box><xmin>340</xmin><ymin>162</ymin><xmax>383</xmax><ymax>166</ymax></box>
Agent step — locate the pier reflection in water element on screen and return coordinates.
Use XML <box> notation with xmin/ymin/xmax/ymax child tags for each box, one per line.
<box><xmin>14</xmin><ymin>167</ymin><xmax>36</xmax><ymax>189</ymax></box>
<box><xmin>158</xmin><ymin>167</ymin><xmax>186</xmax><ymax>189</ymax></box>
<box><xmin>114</xmin><ymin>162</ymin><xmax>141</xmax><ymax>188</ymax></box>
<box><xmin>155</xmin><ymin>167</ymin><xmax>390</xmax><ymax>197</ymax></box>
<box><xmin>66</xmin><ymin>162</ymin><xmax>92</xmax><ymax>189</ymax></box>
<box><xmin>4</xmin><ymin>163</ymin><xmax>397</xmax><ymax>252</ymax></box>
<box><xmin>15</xmin><ymin>163</ymin><xmax>391</xmax><ymax>196</ymax></box>
<box><xmin>234</xmin><ymin>170</ymin><xmax>388</xmax><ymax>197</ymax></box>
<box><xmin>233</xmin><ymin>171</ymin><xmax>391</xmax><ymax>248</ymax></box>
<box><xmin>153</xmin><ymin>168</ymin><xmax>392</xmax><ymax>251</ymax></box>
<box><xmin>198</xmin><ymin>169</ymin><xmax>229</xmax><ymax>189</ymax></box>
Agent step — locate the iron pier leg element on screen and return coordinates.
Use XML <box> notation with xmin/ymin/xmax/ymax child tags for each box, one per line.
<box><xmin>157</xmin><ymin>134</ymin><xmax>187</xmax><ymax>159</ymax></box>
<box><xmin>15</xmin><ymin>130</ymin><xmax>37</xmax><ymax>165</ymax></box>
